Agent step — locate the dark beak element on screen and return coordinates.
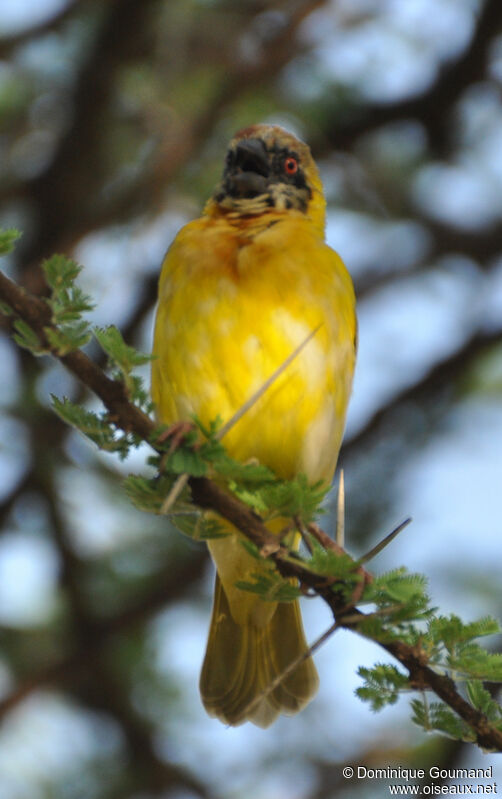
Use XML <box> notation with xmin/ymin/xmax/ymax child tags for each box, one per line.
<box><xmin>233</xmin><ymin>139</ymin><xmax>269</xmax><ymax>177</ymax></box>
<box><xmin>224</xmin><ymin>138</ymin><xmax>270</xmax><ymax>198</ymax></box>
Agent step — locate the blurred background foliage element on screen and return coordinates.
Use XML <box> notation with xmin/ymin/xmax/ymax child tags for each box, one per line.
<box><xmin>1</xmin><ymin>0</ymin><xmax>502</xmax><ymax>797</ymax></box>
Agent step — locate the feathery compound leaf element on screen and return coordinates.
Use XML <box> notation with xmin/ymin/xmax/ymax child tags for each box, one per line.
<box><xmin>166</xmin><ymin>446</ymin><xmax>208</xmax><ymax>477</ymax></box>
<box><xmin>355</xmin><ymin>614</ymin><xmax>392</xmax><ymax>641</ymax></box>
<box><xmin>212</xmin><ymin>453</ymin><xmax>279</xmax><ymax>513</ymax></box>
<box><xmin>127</xmin><ymin>374</ymin><xmax>154</xmax><ymax>413</ymax></box>
<box><xmin>448</xmin><ymin>645</ymin><xmax>502</xmax><ymax>681</ymax></box>
<box><xmin>40</xmin><ymin>255</ymin><xmax>94</xmax><ymax>354</ymax></box>
<box><xmin>240</xmin><ymin>539</ymin><xmax>262</xmax><ymax>560</ymax></box>
<box><xmin>235</xmin><ymin>570</ymin><xmax>302</xmax><ymax>602</ymax></box>
<box><xmin>211</xmin><ymin>452</ymin><xmax>276</xmax><ymax>486</ymax></box>
<box><xmin>95</xmin><ymin>325</ymin><xmax>153</xmax><ymax>372</ymax></box>
<box><xmin>174</xmin><ymin>514</ymin><xmax>229</xmax><ymax>540</ymax></box>
<box><xmin>13</xmin><ymin>318</ymin><xmax>48</xmax><ymax>355</ymax></box>
<box><xmin>94</xmin><ymin>325</ymin><xmax>154</xmax><ymax>403</ymax></box>
<box><xmin>124</xmin><ymin>473</ymin><xmax>180</xmax><ymax>513</ymax></box>
<box><xmin>467</xmin><ymin>681</ymin><xmax>502</xmax><ymax>720</ymax></box>
<box><xmin>260</xmin><ymin>474</ymin><xmax>329</xmax><ymax>523</ymax></box>
<box><xmin>43</xmin><ymin>255</ymin><xmax>94</xmax><ymax>320</ymax></box>
<box><xmin>410</xmin><ymin>697</ymin><xmax>429</xmax><ymax>729</ymax></box>
<box><xmin>427</xmin><ymin>615</ymin><xmax>501</xmax><ymax>650</ymax></box>
<box><xmin>197</xmin><ymin>427</ymin><xmax>277</xmax><ymax>487</ymax></box>
<box><xmin>411</xmin><ymin>699</ymin><xmax>475</xmax><ymax>742</ymax></box>
<box><xmin>368</xmin><ymin>568</ymin><xmax>429</xmax><ymax>604</ymax></box>
<box><xmin>356</xmin><ymin>664</ymin><xmax>409</xmax><ymax>711</ymax></box>
<box><xmin>45</xmin><ymin>320</ymin><xmax>92</xmax><ymax>354</ymax></box>
<box><xmin>306</xmin><ymin>535</ymin><xmax>356</xmax><ymax>579</ymax></box>
<box><xmin>228</xmin><ymin>471</ymin><xmax>329</xmax><ymax>523</ymax></box>
<box><xmin>229</xmin><ymin>483</ymin><xmax>269</xmax><ymax>514</ymax></box>
<box><xmin>43</xmin><ymin>254</ymin><xmax>82</xmax><ymax>289</ymax></box>
<box><xmin>0</xmin><ymin>228</ymin><xmax>21</xmax><ymax>255</ymax></box>
<box><xmin>52</xmin><ymin>396</ymin><xmax>131</xmax><ymax>457</ymax></box>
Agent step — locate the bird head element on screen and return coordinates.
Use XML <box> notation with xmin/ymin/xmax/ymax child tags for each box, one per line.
<box><xmin>206</xmin><ymin>125</ymin><xmax>326</xmax><ymax>234</ymax></box>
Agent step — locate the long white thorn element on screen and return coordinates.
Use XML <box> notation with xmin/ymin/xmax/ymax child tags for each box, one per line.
<box><xmin>336</xmin><ymin>469</ymin><xmax>345</xmax><ymax>549</ymax></box>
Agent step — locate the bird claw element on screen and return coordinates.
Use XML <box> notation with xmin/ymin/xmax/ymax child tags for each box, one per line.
<box><xmin>157</xmin><ymin>420</ymin><xmax>196</xmax><ymax>456</ymax></box>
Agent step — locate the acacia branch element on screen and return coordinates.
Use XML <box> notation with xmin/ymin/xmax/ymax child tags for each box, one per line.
<box><xmin>0</xmin><ymin>269</ymin><xmax>153</xmax><ymax>440</ymax></box>
<box><xmin>1</xmin><ymin>267</ymin><xmax>501</xmax><ymax>751</ymax></box>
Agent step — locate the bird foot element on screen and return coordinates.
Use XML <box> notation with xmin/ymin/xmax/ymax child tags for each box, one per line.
<box><xmin>157</xmin><ymin>420</ymin><xmax>196</xmax><ymax>456</ymax></box>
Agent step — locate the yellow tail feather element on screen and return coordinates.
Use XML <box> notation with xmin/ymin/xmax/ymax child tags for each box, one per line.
<box><xmin>200</xmin><ymin>574</ymin><xmax>319</xmax><ymax>728</ymax></box>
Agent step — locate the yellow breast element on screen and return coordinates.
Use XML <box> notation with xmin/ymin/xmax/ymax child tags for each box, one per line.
<box><xmin>152</xmin><ymin>211</ymin><xmax>356</xmax><ymax>483</ymax></box>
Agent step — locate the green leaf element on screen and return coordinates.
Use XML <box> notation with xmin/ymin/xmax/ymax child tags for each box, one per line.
<box><xmin>362</xmin><ymin>569</ymin><xmax>431</xmax><ymax>630</ymax></box>
<box><xmin>210</xmin><ymin>451</ymin><xmax>276</xmax><ymax>486</ymax></box>
<box><xmin>235</xmin><ymin>569</ymin><xmax>301</xmax><ymax>602</ymax></box>
<box><xmin>94</xmin><ymin>325</ymin><xmax>154</xmax><ymax>403</ymax></box>
<box><xmin>43</xmin><ymin>254</ymin><xmax>82</xmax><ymax>289</ymax></box>
<box><xmin>13</xmin><ymin>318</ymin><xmax>47</xmax><ymax>355</ymax></box>
<box><xmin>127</xmin><ymin>374</ymin><xmax>154</xmax><ymax>413</ymax></box>
<box><xmin>166</xmin><ymin>446</ymin><xmax>208</xmax><ymax>477</ymax></box>
<box><xmin>467</xmin><ymin>681</ymin><xmax>502</xmax><ymax>721</ymax></box>
<box><xmin>174</xmin><ymin>514</ymin><xmax>230</xmax><ymax>540</ymax></box>
<box><xmin>0</xmin><ymin>300</ymin><xmax>13</xmax><ymax>316</ymax></box>
<box><xmin>226</xmin><ymin>469</ymin><xmax>329</xmax><ymax>524</ymax></box>
<box><xmin>306</xmin><ymin>535</ymin><xmax>356</xmax><ymax>579</ymax></box>
<box><xmin>124</xmin><ymin>473</ymin><xmax>179</xmax><ymax>513</ymax></box>
<box><xmin>427</xmin><ymin>615</ymin><xmax>501</xmax><ymax>651</ymax></box>
<box><xmin>240</xmin><ymin>539</ymin><xmax>262</xmax><ymax>560</ymax></box>
<box><xmin>43</xmin><ymin>255</ymin><xmax>94</xmax><ymax>320</ymax></box>
<box><xmin>228</xmin><ymin>482</ymin><xmax>270</xmax><ymax>514</ymax></box>
<box><xmin>368</xmin><ymin>569</ymin><xmax>429</xmax><ymax>604</ymax></box>
<box><xmin>356</xmin><ymin>614</ymin><xmax>392</xmax><ymax>641</ymax></box>
<box><xmin>449</xmin><ymin>645</ymin><xmax>502</xmax><ymax>681</ymax></box>
<box><xmin>52</xmin><ymin>396</ymin><xmax>131</xmax><ymax>458</ymax></box>
<box><xmin>192</xmin><ymin>414</ymin><xmax>223</xmax><ymax>439</ymax></box>
<box><xmin>410</xmin><ymin>697</ymin><xmax>428</xmax><ymax>729</ymax></box>
<box><xmin>125</xmin><ymin>472</ymin><xmax>228</xmax><ymax>537</ymax></box>
<box><xmin>259</xmin><ymin>474</ymin><xmax>329</xmax><ymax>523</ymax></box>
<box><xmin>45</xmin><ymin>320</ymin><xmax>92</xmax><ymax>354</ymax></box>
<box><xmin>39</xmin><ymin>255</ymin><xmax>94</xmax><ymax>354</ymax></box>
<box><xmin>0</xmin><ymin>228</ymin><xmax>21</xmax><ymax>255</ymax></box>
<box><xmin>411</xmin><ymin>698</ymin><xmax>476</xmax><ymax>742</ymax></box>
<box><xmin>95</xmin><ymin>326</ymin><xmax>153</xmax><ymax>372</ymax></box>
<box><xmin>356</xmin><ymin>663</ymin><xmax>409</xmax><ymax>711</ymax></box>
<box><xmin>155</xmin><ymin>418</ymin><xmax>329</xmax><ymax>528</ymax></box>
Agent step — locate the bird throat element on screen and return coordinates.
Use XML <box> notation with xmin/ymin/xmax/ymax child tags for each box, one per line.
<box><xmin>214</xmin><ymin>183</ymin><xmax>310</xmax><ymax>217</ymax></box>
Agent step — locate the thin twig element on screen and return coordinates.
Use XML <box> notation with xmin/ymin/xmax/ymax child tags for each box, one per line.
<box><xmin>161</xmin><ymin>473</ymin><xmax>190</xmax><ymax>514</ymax></box>
<box><xmin>216</xmin><ymin>326</ymin><xmax>322</xmax><ymax>440</ymax></box>
<box><xmin>307</xmin><ymin>521</ymin><xmax>344</xmax><ymax>554</ymax></box>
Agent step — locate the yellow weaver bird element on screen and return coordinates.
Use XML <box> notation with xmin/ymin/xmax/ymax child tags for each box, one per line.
<box><xmin>152</xmin><ymin>124</ymin><xmax>356</xmax><ymax>727</ymax></box>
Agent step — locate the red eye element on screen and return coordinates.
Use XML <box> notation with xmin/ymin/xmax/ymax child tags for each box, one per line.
<box><xmin>284</xmin><ymin>157</ymin><xmax>298</xmax><ymax>175</ymax></box>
